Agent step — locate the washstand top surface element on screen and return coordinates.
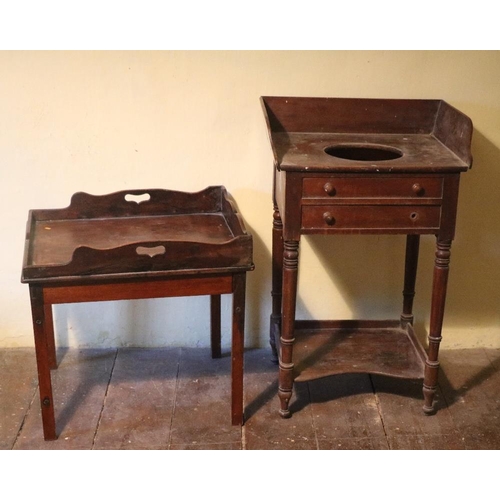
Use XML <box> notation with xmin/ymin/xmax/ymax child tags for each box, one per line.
<box><xmin>261</xmin><ymin>97</ymin><xmax>473</xmax><ymax>174</ymax></box>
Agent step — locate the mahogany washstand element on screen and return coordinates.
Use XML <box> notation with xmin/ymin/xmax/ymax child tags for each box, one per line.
<box><xmin>21</xmin><ymin>186</ymin><xmax>253</xmax><ymax>440</ymax></box>
<box><xmin>261</xmin><ymin>96</ymin><xmax>473</xmax><ymax>418</ymax></box>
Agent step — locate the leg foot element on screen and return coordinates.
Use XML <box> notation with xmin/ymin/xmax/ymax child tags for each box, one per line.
<box><xmin>278</xmin><ymin>388</ymin><xmax>292</xmax><ymax>418</ymax></box>
<box><xmin>422</xmin><ymin>384</ymin><xmax>437</xmax><ymax>415</ymax></box>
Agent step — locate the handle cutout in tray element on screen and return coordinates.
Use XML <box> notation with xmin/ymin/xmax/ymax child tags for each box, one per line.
<box><xmin>136</xmin><ymin>245</ymin><xmax>166</xmax><ymax>257</ymax></box>
<box><xmin>125</xmin><ymin>193</ymin><xmax>151</xmax><ymax>204</ymax></box>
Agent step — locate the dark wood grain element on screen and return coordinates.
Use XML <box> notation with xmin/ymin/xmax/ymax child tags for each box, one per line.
<box><xmin>433</xmin><ymin>101</ymin><xmax>474</xmax><ymax>167</ymax></box>
<box><xmin>263</xmin><ymin>96</ymin><xmax>472</xmax><ymax>419</ymax></box>
<box><xmin>210</xmin><ymin>294</ymin><xmax>222</xmax><ymax>359</ymax></box>
<box><xmin>231</xmin><ymin>273</ymin><xmax>246</xmax><ymax>425</ymax></box>
<box><xmin>270</xmin><ymin>205</ymin><xmax>283</xmax><ymax>360</ymax></box>
<box><xmin>301</xmin><ymin>204</ymin><xmax>441</xmax><ymax>233</ymax></box>
<box><xmin>22</xmin><ymin>186</ymin><xmax>253</xmax><ymax>282</ymax></box>
<box><xmin>32</xmin><ymin>186</ymin><xmax>224</xmax><ymax>220</ymax></box>
<box><xmin>293</xmin><ymin>321</ymin><xmax>426</xmax><ymax>381</ymax></box>
<box><xmin>401</xmin><ymin>235</ymin><xmax>420</xmax><ymax>326</ymax></box>
<box><xmin>43</xmin><ymin>275</ymin><xmax>233</xmax><ymax>304</ymax></box>
<box><xmin>29</xmin><ymin>285</ymin><xmax>56</xmax><ymax>440</ymax></box>
<box><xmin>270</xmin><ymin>132</ymin><xmax>469</xmax><ymax>173</ymax></box>
<box><xmin>261</xmin><ymin>97</ymin><xmax>473</xmax><ymax>172</ymax></box>
<box><xmin>302</xmin><ymin>175</ymin><xmax>443</xmax><ymax>199</ymax></box>
<box><xmin>261</xmin><ymin>96</ymin><xmax>440</xmax><ymax>134</ymax></box>
<box><xmin>21</xmin><ymin>186</ymin><xmax>253</xmax><ymax>440</ymax></box>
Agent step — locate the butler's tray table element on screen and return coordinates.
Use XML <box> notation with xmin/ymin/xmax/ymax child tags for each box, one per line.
<box><xmin>261</xmin><ymin>96</ymin><xmax>472</xmax><ymax>418</ymax></box>
<box><xmin>22</xmin><ymin>186</ymin><xmax>254</xmax><ymax>440</ymax></box>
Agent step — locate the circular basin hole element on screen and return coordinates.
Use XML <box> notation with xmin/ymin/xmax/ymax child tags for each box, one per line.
<box><xmin>324</xmin><ymin>144</ymin><xmax>403</xmax><ymax>162</ymax></box>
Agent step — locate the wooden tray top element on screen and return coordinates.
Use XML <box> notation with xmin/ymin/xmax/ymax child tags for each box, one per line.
<box><xmin>22</xmin><ymin>186</ymin><xmax>253</xmax><ymax>282</ymax></box>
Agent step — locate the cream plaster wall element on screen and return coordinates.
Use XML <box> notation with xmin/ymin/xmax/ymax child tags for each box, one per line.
<box><xmin>1</xmin><ymin>50</ymin><xmax>499</xmax><ymax>349</ymax></box>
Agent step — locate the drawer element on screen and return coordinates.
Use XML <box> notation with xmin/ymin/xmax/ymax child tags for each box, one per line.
<box><xmin>302</xmin><ymin>176</ymin><xmax>443</xmax><ymax>199</ymax></box>
<box><xmin>302</xmin><ymin>205</ymin><xmax>441</xmax><ymax>231</ymax></box>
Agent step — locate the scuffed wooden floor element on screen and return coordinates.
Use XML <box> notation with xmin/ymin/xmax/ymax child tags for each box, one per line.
<box><xmin>1</xmin><ymin>347</ymin><xmax>499</xmax><ymax>450</ymax></box>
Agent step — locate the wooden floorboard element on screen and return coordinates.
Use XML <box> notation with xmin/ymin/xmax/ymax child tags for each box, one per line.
<box><xmin>438</xmin><ymin>348</ymin><xmax>500</xmax><ymax>450</ymax></box>
<box><xmin>92</xmin><ymin>348</ymin><xmax>180</xmax><ymax>450</ymax></box>
<box><xmin>13</xmin><ymin>349</ymin><xmax>116</xmax><ymax>450</ymax></box>
<box><xmin>243</xmin><ymin>349</ymin><xmax>317</xmax><ymax>450</ymax></box>
<box><xmin>169</xmin><ymin>348</ymin><xmax>242</xmax><ymax>449</ymax></box>
<box><xmin>0</xmin><ymin>348</ymin><xmax>38</xmax><ymax>449</ymax></box>
<box><xmin>1</xmin><ymin>347</ymin><xmax>499</xmax><ymax>450</ymax></box>
<box><xmin>370</xmin><ymin>375</ymin><xmax>466</xmax><ymax>450</ymax></box>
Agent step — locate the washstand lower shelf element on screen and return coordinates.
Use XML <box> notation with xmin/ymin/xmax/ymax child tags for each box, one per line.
<box><xmin>274</xmin><ymin>320</ymin><xmax>427</xmax><ymax>382</ymax></box>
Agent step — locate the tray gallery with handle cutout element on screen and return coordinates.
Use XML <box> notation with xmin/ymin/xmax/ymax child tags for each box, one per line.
<box><xmin>22</xmin><ymin>186</ymin><xmax>253</xmax><ymax>283</ymax></box>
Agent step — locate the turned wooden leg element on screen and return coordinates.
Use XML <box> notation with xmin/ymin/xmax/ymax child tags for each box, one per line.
<box><xmin>423</xmin><ymin>240</ymin><xmax>452</xmax><ymax>414</ymax></box>
<box><xmin>401</xmin><ymin>235</ymin><xmax>420</xmax><ymax>327</ymax></box>
<box><xmin>44</xmin><ymin>303</ymin><xmax>57</xmax><ymax>369</ymax></box>
<box><xmin>231</xmin><ymin>273</ymin><xmax>246</xmax><ymax>425</ymax></box>
<box><xmin>270</xmin><ymin>206</ymin><xmax>283</xmax><ymax>361</ymax></box>
<box><xmin>278</xmin><ymin>240</ymin><xmax>299</xmax><ymax>418</ymax></box>
<box><xmin>210</xmin><ymin>294</ymin><xmax>222</xmax><ymax>359</ymax></box>
<box><xmin>29</xmin><ymin>285</ymin><xmax>57</xmax><ymax>440</ymax></box>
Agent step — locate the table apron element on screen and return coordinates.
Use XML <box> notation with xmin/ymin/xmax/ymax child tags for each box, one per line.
<box><xmin>42</xmin><ymin>275</ymin><xmax>234</xmax><ymax>305</ymax></box>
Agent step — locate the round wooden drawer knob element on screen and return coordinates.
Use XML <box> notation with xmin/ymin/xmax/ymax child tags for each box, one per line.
<box><xmin>323</xmin><ymin>182</ymin><xmax>336</xmax><ymax>196</ymax></box>
<box><xmin>412</xmin><ymin>183</ymin><xmax>425</xmax><ymax>196</ymax></box>
<box><xmin>323</xmin><ymin>212</ymin><xmax>336</xmax><ymax>225</ymax></box>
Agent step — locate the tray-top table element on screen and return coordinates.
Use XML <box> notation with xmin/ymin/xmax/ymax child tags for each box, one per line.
<box><xmin>261</xmin><ymin>96</ymin><xmax>472</xmax><ymax>418</ymax></box>
<box><xmin>22</xmin><ymin>186</ymin><xmax>254</xmax><ymax>440</ymax></box>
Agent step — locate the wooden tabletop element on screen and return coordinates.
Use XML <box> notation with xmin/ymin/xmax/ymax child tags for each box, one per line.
<box><xmin>30</xmin><ymin>214</ymin><xmax>235</xmax><ymax>267</ymax></box>
<box><xmin>271</xmin><ymin>132</ymin><xmax>470</xmax><ymax>173</ymax></box>
<box><xmin>22</xmin><ymin>186</ymin><xmax>253</xmax><ymax>282</ymax></box>
<box><xmin>261</xmin><ymin>96</ymin><xmax>473</xmax><ymax>173</ymax></box>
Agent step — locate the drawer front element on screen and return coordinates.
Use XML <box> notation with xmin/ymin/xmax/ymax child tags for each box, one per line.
<box><xmin>302</xmin><ymin>205</ymin><xmax>441</xmax><ymax>231</ymax></box>
<box><xmin>302</xmin><ymin>176</ymin><xmax>443</xmax><ymax>199</ymax></box>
